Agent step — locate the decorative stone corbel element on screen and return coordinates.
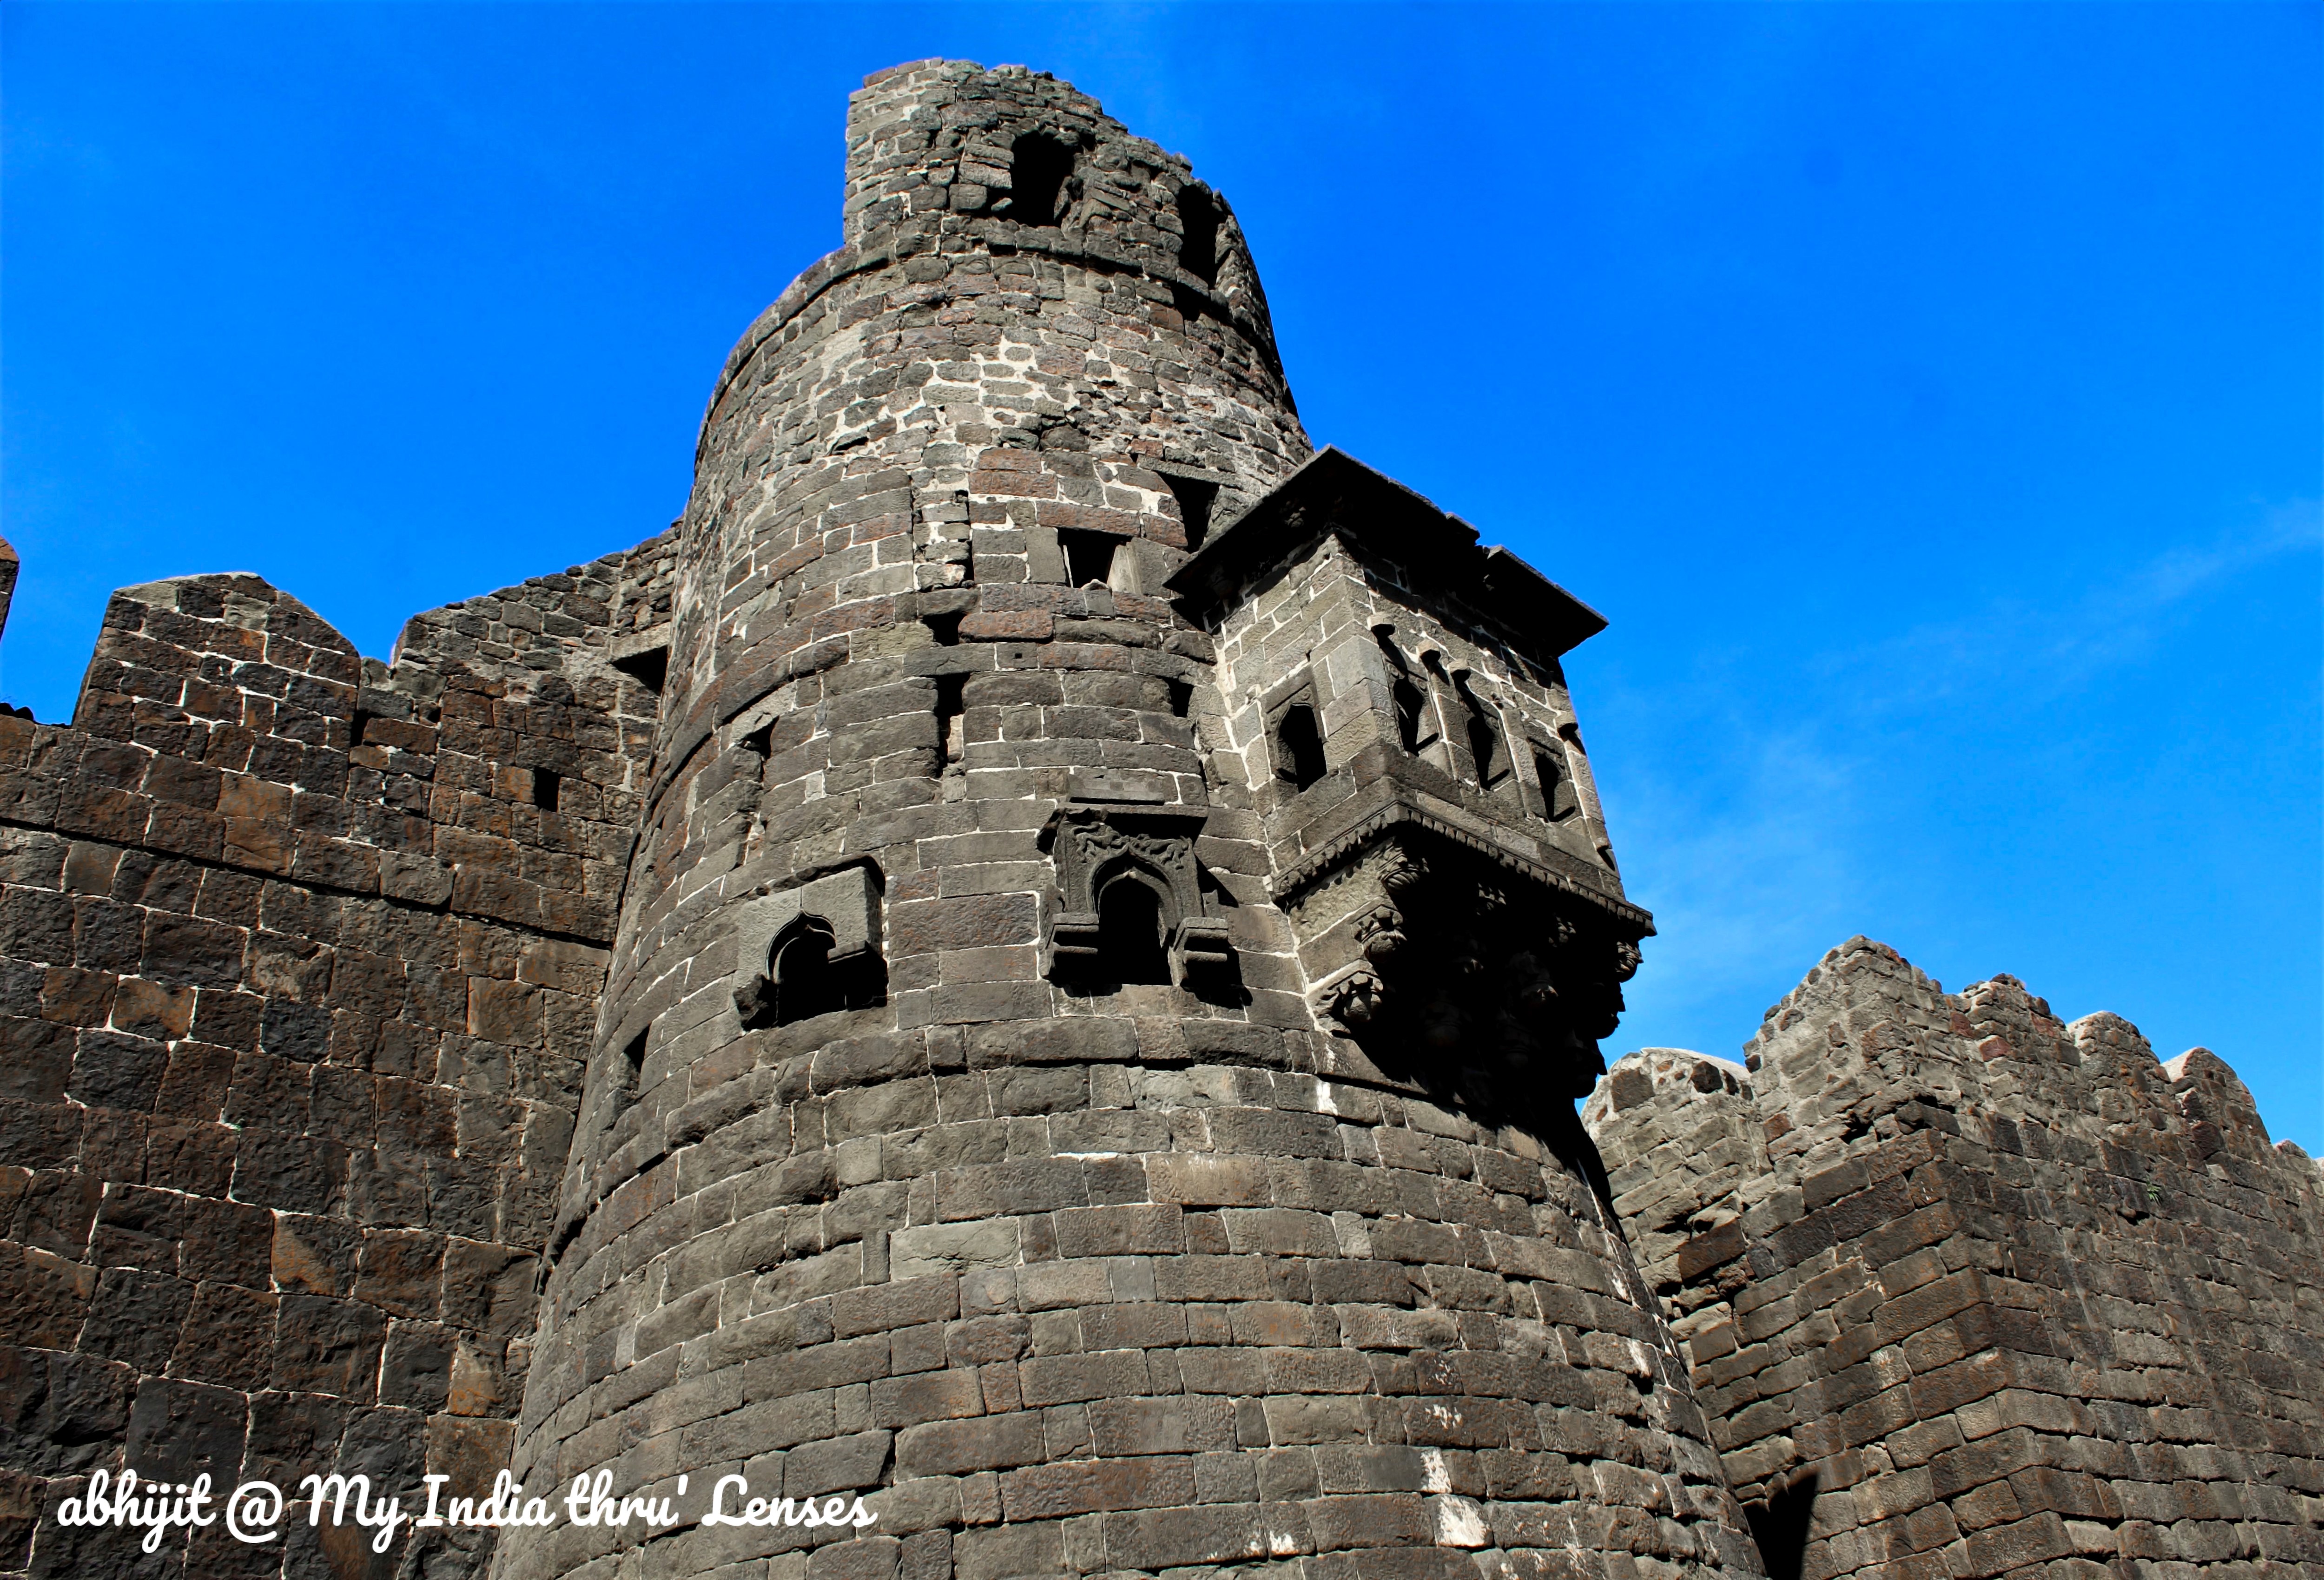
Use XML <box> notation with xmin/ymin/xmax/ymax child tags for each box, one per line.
<box><xmin>1280</xmin><ymin>810</ymin><xmax>1651</xmax><ymax>1101</ymax></box>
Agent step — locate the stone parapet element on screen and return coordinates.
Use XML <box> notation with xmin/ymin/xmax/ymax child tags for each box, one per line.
<box><xmin>0</xmin><ymin>541</ymin><xmax>675</xmax><ymax>1576</ymax></box>
<box><xmin>1586</xmin><ymin>938</ymin><xmax>2324</xmax><ymax>1580</ymax></box>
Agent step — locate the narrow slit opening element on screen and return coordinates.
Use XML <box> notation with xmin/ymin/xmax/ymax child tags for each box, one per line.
<box><xmin>1535</xmin><ymin>746</ymin><xmax>1578</xmax><ymax>821</ymax></box>
<box><xmin>935</xmin><ymin>672</ymin><xmax>968</xmax><ymax>765</ymax></box>
<box><xmin>532</xmin><ymin>767</ymin><xmax>561</xmax><ymax>812</ymax></box>
<box><xmin>615</xmin><ymin>1028</ymin><xmax>647</xmax><ymax>1113</ymax></box>
<box><xmin>1459</xmin><ymin>682</ymin><xmax>1509</xmax><ymax>787</ymax></box>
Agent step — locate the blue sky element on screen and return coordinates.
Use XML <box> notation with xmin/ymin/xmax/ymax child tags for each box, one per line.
<box><xmin>5</xmin><ymin>4</ymin><xmax>2317</xmax><ymax>1148</ymax></box>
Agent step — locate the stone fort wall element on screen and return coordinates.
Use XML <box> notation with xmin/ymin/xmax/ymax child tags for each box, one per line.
<box><xmin>0</xmin><ymin>54</ymin><xmax>2316</xmax><ymax>1580</ymax></box>
<box><xmin>0</xmin><ymin>542</ymin><xmax>675</xmax><ymax>1579</ymax></box>
<box><xmin>1584</xmin><ymin>939</ymin><xmax>2324</xmax><ymax>1580</ymax></box>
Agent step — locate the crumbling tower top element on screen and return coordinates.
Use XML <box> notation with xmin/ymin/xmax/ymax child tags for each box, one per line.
<box><xmin>836</xmin><ymin>60</ymin><xmax>1279</xmax><ymax>358</ymax></box>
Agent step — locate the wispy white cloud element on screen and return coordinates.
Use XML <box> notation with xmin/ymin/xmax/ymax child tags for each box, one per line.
<box><xmin>1821</xmin><ymin>496</ymin><xmax>2322</xmax><ymax>717</ymax></box>
<box><xmin>1598</xmin><ymin>496</ymin><xmax>2319</xmax><ymax>1057</ymax></box>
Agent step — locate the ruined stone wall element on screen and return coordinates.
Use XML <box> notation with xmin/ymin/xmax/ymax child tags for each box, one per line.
<box><xmin>1586</xmin><ymin>939</ymin><xmax>2324</xmax><ymax>1580</ymax></box>
<box><xmin>0</xmin><ymin>543</ymin><xmax>671</xmax><ymax>1580</ymax></box>
<box><xmin>494</xmin><ymin>57</ymin><xmax>1759</xmax><ymax>1580</ymax></box>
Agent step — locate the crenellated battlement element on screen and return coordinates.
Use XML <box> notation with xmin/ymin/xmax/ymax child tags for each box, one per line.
<box><xmin>1587</xmin><ymin>940</ymin><xmax>2324</xmax><ymax>1580</ymax></box>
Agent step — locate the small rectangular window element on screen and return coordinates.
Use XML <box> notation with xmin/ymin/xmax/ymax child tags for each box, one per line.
<box><xmin>1057</xmin><ymin>529</ymin><xmax>1120</xmax><ymax>588</ymax></box>
<box><xmin>532</xmin><ymin>767</ymin><xmax>561</xmax><ymax>812</ymax></box>
<box><xmin>1274</xmin><ymin>703</ymin><xmax>1327</xmax><ymax>790</ymax></box>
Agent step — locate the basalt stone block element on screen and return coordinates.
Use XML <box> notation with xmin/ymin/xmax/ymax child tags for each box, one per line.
<box><xmin>123</xmin><ymin>1376</ymin><xmax>247</xmax><ymax>1483</ymax></box>
<box><xmin>273</xmin><ymin>1293</ymin><xmax>388</xmax><ymax>1401</ymax></box>
<box><xmin>178</xmin><ymin>1195</ymin><xmax>277</xmax><ymax>1290</ymax></box>
<box><xmin>356</xmin><ymin>1229</ymin><xmax>446</xmax><ymax>1320</ymax></box>
<box><xmin>0</xmin><ymin>1018</ymin><xmax>75</xmax><ymax>1105</ymax></box>
<box><xmin>167</xmin><ymin>1281</ymin><xmax>278</xmax><ymax>1391</ymax></box>
<box><xmin>139</xmin><ymin>912</ymin><xmax>247</xmax><ymax>990</ymax></box>
<box><xmin>66</xmin><ymin>1031</ymin><xmax>170</xmax><ymax>1114</ymax></box>
<box><xmin>0</xmin><ymin>1348</ymin><xmax>136</xmax><ymax>1478</ymax></box>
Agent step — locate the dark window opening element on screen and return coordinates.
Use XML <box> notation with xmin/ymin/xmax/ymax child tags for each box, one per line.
<box><xmin>1165</xmin><ymin>678</ymin><xmax>1193</xmax><ymax>718</ymax></box>
<box><xmin>1175</xmin><ymin>184</ymin><xmax>1223</xmax><ymax>283</ymax></box>
<box><xmin>1460</xmin><ymin>684</ymin><xmax>1510</xmax><ymax>786</ymax></box>
<box><xmin>1008</xmin><ymin>132</ymin><xmax>1076</xmax><ymax>227</ymax></box>
<box><xmin>1097</xmin><ymin>876</ymin><xmax>1172</xmax><ymax>985</ymax></box>
<box><xmin>614</xmin><ymin>645</ymin><xmax>669</xmax><ymax>695</ymax></box>
<box><xmin>616</xmin><ymin>1028</ymin><xmax>647</xmax><ymax>1109</ymax></box>
<box><xmin>935</xmin><ymin>672</ymin><xmax>968</xmax><ymax>765</ymax></box>
<box><xmin>350</xmin><ymin>711</ymin><xmax>372</xmax><ymax>748</ymax></box>
<box><xmin>739</xmin><ymin>721</ymin><xmax>774</xmax><ymax>758</ymax></box>
<box><xmin>1392</xmin><ymin>676</ymin><xmax>1431</xmax><ymax>752</ymax></box>
<box><xmin>1170</xmin><ymin>283</ymin><xmax>1208</xmax><ymax>326</ymax></box>
<box><xmin>1162</xmin><ymin>474</ymin><xmax>1220</xmax><ymax>552</ymax></box>
<box><xmin>1058</xmin><ymin>529</ymin><xmax>1119</xmax><ymax>588</ymax></box>
<box><xmin>532</xmin><ymin>767</ymin><xmax>561</xmax><ymax>812</ymax></box>
<box><xmin>1535</xmin><ymin>746</ymin><xmax>1578</xmax><ymax>821</ymax></box>
<box><xmin>1375</xmin><ymin>629</ymin><xmax>1434</xmax><ymax>752</ymax></box>
<box><xmin>1274</xmin><ymin>704</ymin><xmax>1327</xmax><ymax>790</ymax></box>
<box><xmin>923</xmin><ymin>610</ymin><xmax>963</xmax><ymax>646</ymax></box>
<box><xmin>772</xmin><ymin>919</ymin><xmax>841</xmax><ymax>1025</ymax></box>
<box><xmin>1745</xmin><ymin>1470</ymin><xmax>1820</xmax><ymax>1580</ymax></box>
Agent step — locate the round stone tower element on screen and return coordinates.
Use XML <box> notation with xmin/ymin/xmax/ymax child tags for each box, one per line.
<box><xmin>494</xmin><ymin>60</ymin><xmax>1759</xmax><ymax>1580</ymax></box>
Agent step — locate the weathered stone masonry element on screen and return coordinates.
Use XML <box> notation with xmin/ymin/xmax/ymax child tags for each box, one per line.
<box><xmin>495</xmin><ymin>56</ymin><xmax>1743</xmax><ymax>1580</ymax></box>
<box><xmin>0</xmin><ymin>539</ymin><xmax>677</xmax><ymax>1580</ymax></box>
<box><xmin>2</xmin><ymin>54</ymin><xmax>2317</xmax><ymax>1580</ymax></box>
<box><xmin>1585</xmin><ymin>942</ymin><xmax>2324</xmax><ymax>1580</ymax></box>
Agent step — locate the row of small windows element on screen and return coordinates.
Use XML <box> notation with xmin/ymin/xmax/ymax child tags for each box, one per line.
<box><xmin>1269</xmin><ymin>630</ymin><xmax>1583</xmax><ymax>822</ymax></box>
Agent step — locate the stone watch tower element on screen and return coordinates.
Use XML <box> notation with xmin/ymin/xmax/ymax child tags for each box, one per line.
<box><xmin>494</xmin><ymin>60</ymin><xmax>1756</xmax><ymax>1580</ymax></box>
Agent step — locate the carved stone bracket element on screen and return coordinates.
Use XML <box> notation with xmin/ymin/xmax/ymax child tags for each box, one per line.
<box><xmin>1282</xmin><ymin>818</ymin><xmax>1649</xmax><ymax>1102</ymax></box>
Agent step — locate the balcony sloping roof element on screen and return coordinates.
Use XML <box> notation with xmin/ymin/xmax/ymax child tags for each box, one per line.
<box><xmin>1164</xmin><ymin>447</ymin><xmax>1609</xmax><ymax>661</ymax></box>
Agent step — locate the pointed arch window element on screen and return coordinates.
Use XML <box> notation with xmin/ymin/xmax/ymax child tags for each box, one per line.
<box><xmin>1095</xmin><ymin>866</ymin><xmax>1173</xmax><ymax>985</ymax></box>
